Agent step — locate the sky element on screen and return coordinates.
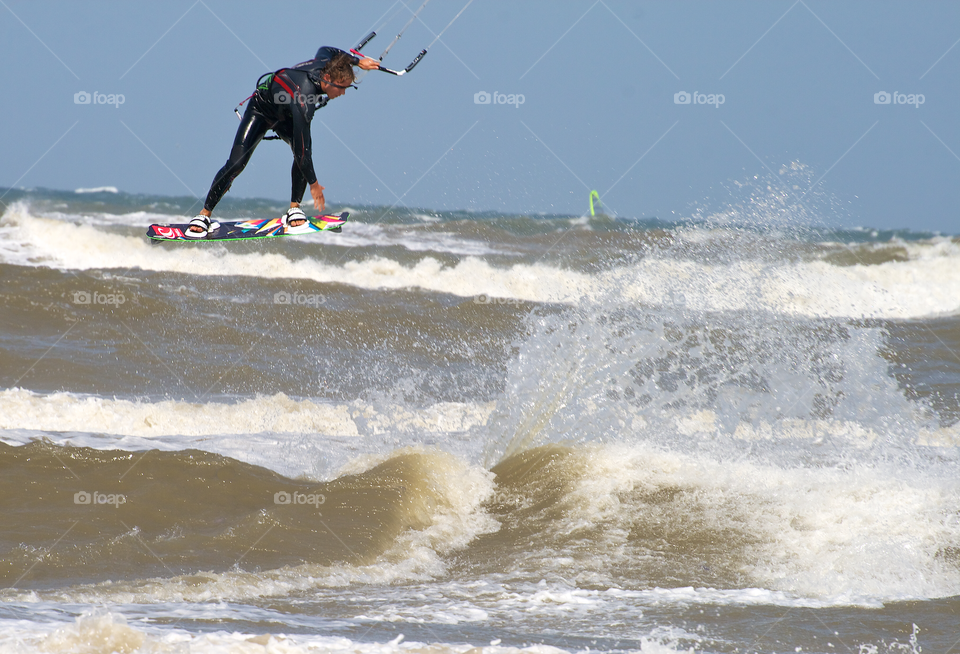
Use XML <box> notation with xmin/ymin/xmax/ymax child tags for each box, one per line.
<box><xmin>1</xmin><ymin>0</ymin><xmax>958</xmax><ymax>233</ymax></box>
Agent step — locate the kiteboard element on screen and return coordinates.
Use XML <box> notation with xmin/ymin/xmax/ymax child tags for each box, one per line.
<box><xmin>146</xmin><ymin>212</ymin><xmax>348</xmax><ymax>242</ymax></box>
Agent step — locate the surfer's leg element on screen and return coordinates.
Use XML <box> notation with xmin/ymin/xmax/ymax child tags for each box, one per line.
<box><xmin>187</xmin><ymin>108</ymin><xmax>273</xmax><ymax>236</ymax></box>
<box><xmin>202</xmin><ymin>106</ymin><xmax>273</xmax><ymax>215</ymax></box>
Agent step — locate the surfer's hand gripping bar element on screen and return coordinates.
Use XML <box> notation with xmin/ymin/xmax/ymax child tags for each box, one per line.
<box><xmin>351</xmin><ymin>39</ymin><xmax>426</xmax><ymax>76</ymax></box>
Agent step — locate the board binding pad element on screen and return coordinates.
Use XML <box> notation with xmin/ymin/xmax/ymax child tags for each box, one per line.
<box><xmin>147</xmin><ymin>212</ymin><xmax>348</xmax><ymax>241</ymax></box>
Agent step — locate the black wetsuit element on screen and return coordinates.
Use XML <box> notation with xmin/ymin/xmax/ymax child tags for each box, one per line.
<box><xmin>203</xmin><ymin>46</ymin><xmax>358</xmax><ymax>213</ymax></box>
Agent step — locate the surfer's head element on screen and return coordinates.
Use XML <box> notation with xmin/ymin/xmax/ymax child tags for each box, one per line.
<box><xmin>321</xmin><ymin>53</ymin><xmax>357</xmax><ymax>99</ymax></box>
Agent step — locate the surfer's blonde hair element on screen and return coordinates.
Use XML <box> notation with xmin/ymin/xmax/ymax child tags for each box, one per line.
<box><xmin>324</xmin><ymin>52</ymin><xmax>356</xmax><ymax>85</ymax></box>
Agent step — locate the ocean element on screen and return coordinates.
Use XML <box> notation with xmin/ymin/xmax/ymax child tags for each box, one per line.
<box><xmin>0</xmin><ymin>184</ymin><xmax>958</xmax><ymax>653</ymax></box>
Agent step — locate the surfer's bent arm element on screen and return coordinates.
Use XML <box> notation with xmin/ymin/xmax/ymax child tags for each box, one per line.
<box><xmin>289</xmin><ymin>105</ymin><xmax>325</xmax><ymax>211</ymax></box>
<box><xmin>313</xmin><ymin>45</ymin><xmax>376</xmax><ymax>70</ymax></box>
<box><xmin>288</xmin><ymin>97</ymin><xmax>317</xmax><ymax>185</ymax></box>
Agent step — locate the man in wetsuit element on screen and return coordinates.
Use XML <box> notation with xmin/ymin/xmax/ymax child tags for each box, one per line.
<box><xmin>186</xmin><ymin>47</ymin><xmax>380</xmax><ymax>238</ymax></box>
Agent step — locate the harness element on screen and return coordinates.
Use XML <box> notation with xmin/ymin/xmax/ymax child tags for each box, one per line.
<box><xmin>232</xmin><ymin>69</ymin><xmax>328</xmax><ymax>140</ymax></box>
